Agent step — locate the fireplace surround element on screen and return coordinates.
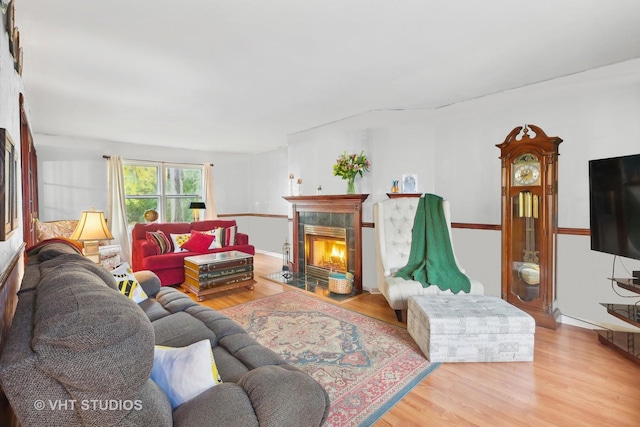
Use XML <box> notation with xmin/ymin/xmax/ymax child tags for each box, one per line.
<box><xmin>283</xmin><ymin>194</ymin><xmax>369</xmax><ymax>290</ymax></box>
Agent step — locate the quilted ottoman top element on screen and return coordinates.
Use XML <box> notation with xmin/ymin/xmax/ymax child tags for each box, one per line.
<box><xmin>409</xmin><ymin>295</ymin><xmax>536</xmax><ymax>335</ymax></box>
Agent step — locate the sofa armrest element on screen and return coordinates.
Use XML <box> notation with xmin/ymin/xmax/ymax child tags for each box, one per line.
<box><xmin>134</xmin><ymin>270</ymin><xmax>162</xmax><ymax>297</ymax></box>
<box><xmin>236</xmin><ymin>232</ymin><xmax>249</xmax><ymax>246</ymax></box>
<box><xmin>132</xmin><ymin>240</ymin><xmax>156</xmax><ymax>270</ymax></box>
<box><xmin>173</xmin><ymin>365</ymin><xmax>329</xmax><ymax>427</ymax></box>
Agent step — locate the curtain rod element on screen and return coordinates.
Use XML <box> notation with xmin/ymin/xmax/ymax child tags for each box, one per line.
<box><xmin>103</xmin><ymin>155</ymin><xmax>213</xmax><ymax>167</ymax></box>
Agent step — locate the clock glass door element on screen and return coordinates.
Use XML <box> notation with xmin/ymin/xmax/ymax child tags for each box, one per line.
<box><xmin>510</xmin><ymin>190</ymin><xmax>540</xmax><ymax>302</ymax></box>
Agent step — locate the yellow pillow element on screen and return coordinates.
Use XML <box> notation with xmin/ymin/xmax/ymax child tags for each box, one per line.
<box><xmin>170</xmin><ymin>233</ymin><xmax>191</xmax><ymax>253</ymax></box>
<box><xmin>111</xmin><ymin>262</ymin><xmax>148</xmax><ymax>303</ymax></box>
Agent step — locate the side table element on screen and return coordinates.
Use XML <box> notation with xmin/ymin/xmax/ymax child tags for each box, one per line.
<box><xmin>99</xmin><ymin>245</ymin><xmax>122</xmax><ymax>270</ymax></box>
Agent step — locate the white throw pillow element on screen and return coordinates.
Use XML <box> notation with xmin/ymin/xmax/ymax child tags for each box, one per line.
<box><xmin>111</xmin><ymin>262</ymin><xmax>148</xmax><ymax>303</ymax></box>
<box><xmin>204</xmin><ymin>228</ymin><xmax>223</xmax><ymax>249</ymax></box>
<box><xmin>170</xmin><ymin>233</ymin><xmax>190</xmax><ymax>253</ymax></box>
<box><xmin>151</xmin><ymin>339</ymin><xmax>222</xmax><ymax>408</ymax></box>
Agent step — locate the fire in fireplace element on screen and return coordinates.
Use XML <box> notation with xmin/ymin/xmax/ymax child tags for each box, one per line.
<box><xmin>304</xmin><ymin>225</ymin><xmax>347</xmax><ymax>279</ymax></box>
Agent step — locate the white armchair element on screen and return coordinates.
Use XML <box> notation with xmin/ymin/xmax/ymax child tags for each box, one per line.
<box><xmin>374</xmin><ymin>196</ymin><xmax>484</xmax><ymax>321</ymax></box>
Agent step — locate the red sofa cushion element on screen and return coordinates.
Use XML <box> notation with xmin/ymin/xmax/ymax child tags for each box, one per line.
<box><xmin>180</xmin><ymin>231</ymin><xmax>216</xmax><ymax>253</ymax></box>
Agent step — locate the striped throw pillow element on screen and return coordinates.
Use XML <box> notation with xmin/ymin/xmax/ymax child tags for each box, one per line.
<box><xmin>146</xmin><ymin>230</ymin><xmax>171</xmax><ymax>254</ymax></box>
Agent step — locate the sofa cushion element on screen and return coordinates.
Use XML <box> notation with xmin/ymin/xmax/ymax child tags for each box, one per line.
<box><xmin>151</xmin><ymin>339</ymin><xmax>222</xmax><ymax>408</ymax></box>
<box><xmin>35</xmin><ymin>219</ymin><xmax>78</xmax><ymax>242</ymax></box>
<box><xmin>190</xmin><ymin>219</ymin><xmax>237</xmax><ymax>232</ymax></box>
<box><xmin>153</xmin><ymin>311</ymin><xmax>217</xmax><ymax>348</ymax></box>
<box><xmin>173</xmin><ymin>383</ymin><xmax>259</xmax><ymax>427</ymax></box>
<box><xmin>181</xmin><ymin>230</ymin><xmax>216</xmax><ymax>253</ymax></box>
<box><xmin>134</xmin><ymin>270</ymin><xmax>162</xmax><ymax>297</ymax></box>
<box><xmin>147</xmin><ymin>230</ymin><xmax>172</xmax><ymax>254</ymax></box>
<box><xmin>143</xmin><ymin>251</ymin><xmax>191</xmax><ymax>271</ymax></box>
<box><xmin>32</xmin><ymin>259</ymin><xmax>156</xmax><ymax>426</ymax></box>
<box><xmin>223</xmin><ymin>225</ymin><xmax>237</xmax><ymax>246</ymax></box>
<box><xmin>132</xmin><ymin>222</ymin><xmax>192</xmax><ymax>241</ymax></box>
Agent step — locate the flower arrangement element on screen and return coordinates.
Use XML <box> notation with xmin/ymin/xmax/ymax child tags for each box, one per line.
<box><xmin>333</xmin><ymin>151</ymin><xmax>371</xmax><ymax>180</ymax></box>
<box><xmin>333</xmin><ymin>151</ymin><xmax>371</xmax><ymax>193</ymax></box>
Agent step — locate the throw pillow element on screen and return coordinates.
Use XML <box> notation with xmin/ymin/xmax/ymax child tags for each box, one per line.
<box><xmin>146</xmin><ymin>230</ymin><xmax>171</xmax><ymax>255</ymax></box>
<box><xmin>151</xmin><ymin>339</ymin><xmax>222</xmax><ymax>409</ymax></box>
<box><xmin>170</xmin><ymin>233</ymin><xmax>191</xmax><ymax>253</ymax></box>
<box><xmin>35</xmin><ymin>219</ymin><xmax>79</xmax><ymax>242</ymax></box>
<box><xmin>203</xmin><ymin>228</ymin><xmax>223</xmax><ymax>249</ymax></box>
<box><xmin>223</xmin><ymin>225</ymin><xmax>237</xmax><ymax>246</ymax></box>
<box><xmin>180</xmin><ymin>231</ymin><xmax>215</xmax><ymax>253</ymax></box>
<box><xmin>111</xmin><ymin>262</ymin><xmax>148</xmax><ymax>303</ymax></box>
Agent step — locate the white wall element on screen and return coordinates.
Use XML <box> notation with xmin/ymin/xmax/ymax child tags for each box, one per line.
<box><xmin>27</xmin><ymin>58</ymin><xmax>640</xmax><ymax>329</ymax></box>
<box><xmin>35</xmin><ymin>135</ymin><xmax>249</xmax><ymax>220</ymax></box>
<box><xmin>0</xmin><ymin>14</ymin><xmax>26</xmax><ymax>273</ymax></box>
<box><xmin>283</xmin><ymin>59</ymin><xmax>640</xmax><ymax>329</ymax></box>
<box><xmin>287</xmin><ymin>109</ymin><xmax>435</xmax><ymax>223</ymax></box>
<box><xmin>432</xmin><ymin>59</ymin><xmax>640</xmax><ymax>227</ymax></box>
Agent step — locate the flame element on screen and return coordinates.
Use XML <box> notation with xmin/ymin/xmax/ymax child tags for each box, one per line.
<box><xmin>330</xmin><ymin>245</ymin><xmax>345</xmax><ymax>261</ymax></box>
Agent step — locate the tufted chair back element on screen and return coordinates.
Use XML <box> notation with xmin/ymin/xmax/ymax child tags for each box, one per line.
<box><xmin>374</xmin><ymin>196</ymin><xmax>483</xmax><ymax>321</ymax></box>
<box><xmin>374</xmin><ymin>196</ymin><xmax>457</xmax><ymax>277</ymax></box>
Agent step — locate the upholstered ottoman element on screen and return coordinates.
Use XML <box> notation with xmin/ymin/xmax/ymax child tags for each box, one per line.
<box><xmin>407</xmin><ymin>295</ymin><xmax>535</xmax><ymax>363</ymax></box>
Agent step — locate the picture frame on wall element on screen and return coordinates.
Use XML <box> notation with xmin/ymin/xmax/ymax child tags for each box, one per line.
<box><xmin>401</xmin><ymin>174</ymin><xmax>418</xmax><ymax>193</ymax></box>
<box><xmin>1</xmin><ymin>128</ymin><xmax>18</xmax><ymax>240</ymax></box>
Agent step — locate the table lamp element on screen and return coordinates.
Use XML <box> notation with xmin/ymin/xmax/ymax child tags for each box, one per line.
<box><xmin>70</xmin><ymin>208</ymin><xmax>114</xmax><ymax>263</ymax></box>
<box><xmin>189</xmin><ymin>201</ymin><xmax>206</xmax><ymax>221</ymax></box>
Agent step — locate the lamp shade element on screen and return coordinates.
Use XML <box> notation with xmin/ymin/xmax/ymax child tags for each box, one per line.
<box><xmin>70</xmin><ymin>209</ymin><xmax>114</xmax><ymax>241</ymax></box>
<box><xmin>189</xmin><ymin>202</ymin><xmax>206</xmax><ymax>210</ymax></box>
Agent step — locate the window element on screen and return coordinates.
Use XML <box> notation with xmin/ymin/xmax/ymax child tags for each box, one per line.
<box><xmin>124</xmin><ymin>161</ymin><xmax>203</xmax><ymax>225</ymax></box>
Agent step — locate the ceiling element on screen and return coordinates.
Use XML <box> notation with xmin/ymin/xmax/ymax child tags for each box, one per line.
<box><xmin>15</xmin><ymin>0</ymin><xmax>640</xmax><ymax>154</ymax></box>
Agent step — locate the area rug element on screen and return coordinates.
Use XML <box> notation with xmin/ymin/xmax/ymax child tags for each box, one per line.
<box><xmin>221</xmin><ymin>291</ymin><xmax>439</xmax><ymax>427</ymax></box>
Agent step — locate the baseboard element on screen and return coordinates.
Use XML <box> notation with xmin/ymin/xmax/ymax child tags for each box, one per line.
<box><xmin>560</xmin><ymin>314</ymin><xmax>640</xmax><ymax>332</ymax></box>
<box><xmin>255</xmin><ymin>249</ymin><xmax>282</xmax><ymax>259</ymax></box>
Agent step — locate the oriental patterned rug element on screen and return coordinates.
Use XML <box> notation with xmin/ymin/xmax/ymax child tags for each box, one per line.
<box><xmin>221</xmin><ymin>291</ymin><xmax>439</xmax><ymax>427</ymax></box>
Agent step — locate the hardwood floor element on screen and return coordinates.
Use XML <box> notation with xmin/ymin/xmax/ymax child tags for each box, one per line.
<box><xmin>183</xmin><ymin>254</ymin><xmax>640</xmax><ymax>426</ymax></box>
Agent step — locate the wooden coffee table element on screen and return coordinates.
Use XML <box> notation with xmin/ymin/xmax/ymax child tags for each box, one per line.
<box><xmin>181</xmin><ymin>251</ymin><xmax>256</xmax><ymax>301</ymax></box>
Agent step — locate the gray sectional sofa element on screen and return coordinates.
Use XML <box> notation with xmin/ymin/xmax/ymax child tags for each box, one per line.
<box><xmin>0</xmin><ymin>242</ymin><xmax>330</xmax><ymax>426</ymax></box>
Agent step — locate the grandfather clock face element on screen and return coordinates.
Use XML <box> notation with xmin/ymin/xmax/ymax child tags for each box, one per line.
<box><xmin>510</xmin><ymin>153</ymin><xmax>542</xmax><ymax>302</ymax></box>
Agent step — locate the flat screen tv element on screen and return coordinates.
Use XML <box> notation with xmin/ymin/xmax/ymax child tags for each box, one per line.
<box><xmin>588</xmin><ymin>153</ymin><xmax>640</xmax><ymax>261</ymax></box>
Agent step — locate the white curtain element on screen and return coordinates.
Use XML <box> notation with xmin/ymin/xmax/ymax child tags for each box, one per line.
<box><xmin>107</xmin><ymin>156</ymin><xmax>132</xmax><ymax>263</ymax></box>
<box><xmin>203</xmin><ymin>164</ymin><xmax>218</xmax><ymax>219</ymax></box>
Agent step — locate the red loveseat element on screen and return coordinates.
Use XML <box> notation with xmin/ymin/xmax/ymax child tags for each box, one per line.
<box><xmin>131</xmin><ymin>219</ymin><xmax>255</xmax><ymax>286</ymax></box>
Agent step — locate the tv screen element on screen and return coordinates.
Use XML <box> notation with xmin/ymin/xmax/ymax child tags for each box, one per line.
<box><xmin>589</xmin><ymin>154</ymin><xmax>640</xmax><ymax>260</ymax></box>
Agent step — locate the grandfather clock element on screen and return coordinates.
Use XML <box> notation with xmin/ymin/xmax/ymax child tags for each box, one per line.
<box><xmin>497</xmin><ymin>124</ymin><xmax>561</xmax><ymax>329</ymax></box>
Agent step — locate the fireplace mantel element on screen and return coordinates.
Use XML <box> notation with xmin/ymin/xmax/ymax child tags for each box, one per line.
<box><xmin>283</xmin><ymin>194</ymin><xmax>369</xmax><ymax>290</ymax></box>
<box><xmin>283</xmin><ymin>194</ymin><xmax>369</xmax><ymax>206</ymax></box>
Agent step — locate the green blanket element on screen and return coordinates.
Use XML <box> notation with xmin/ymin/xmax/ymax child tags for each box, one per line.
<box><xmin>395</xmin><ymin>194</ymin><xmax>471</xmax><ymax>293</ymax></box>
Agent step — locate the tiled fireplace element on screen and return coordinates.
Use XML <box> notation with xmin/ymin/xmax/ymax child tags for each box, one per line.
<box><xmin>283</xmin><ymin>194</ymin><xmax>369</xmax><ymax>290</ymax></box>
<box><xmin>304</xmin><ymin>224</ymin><xmax>347</xmax><ymax>279</ymax></box>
